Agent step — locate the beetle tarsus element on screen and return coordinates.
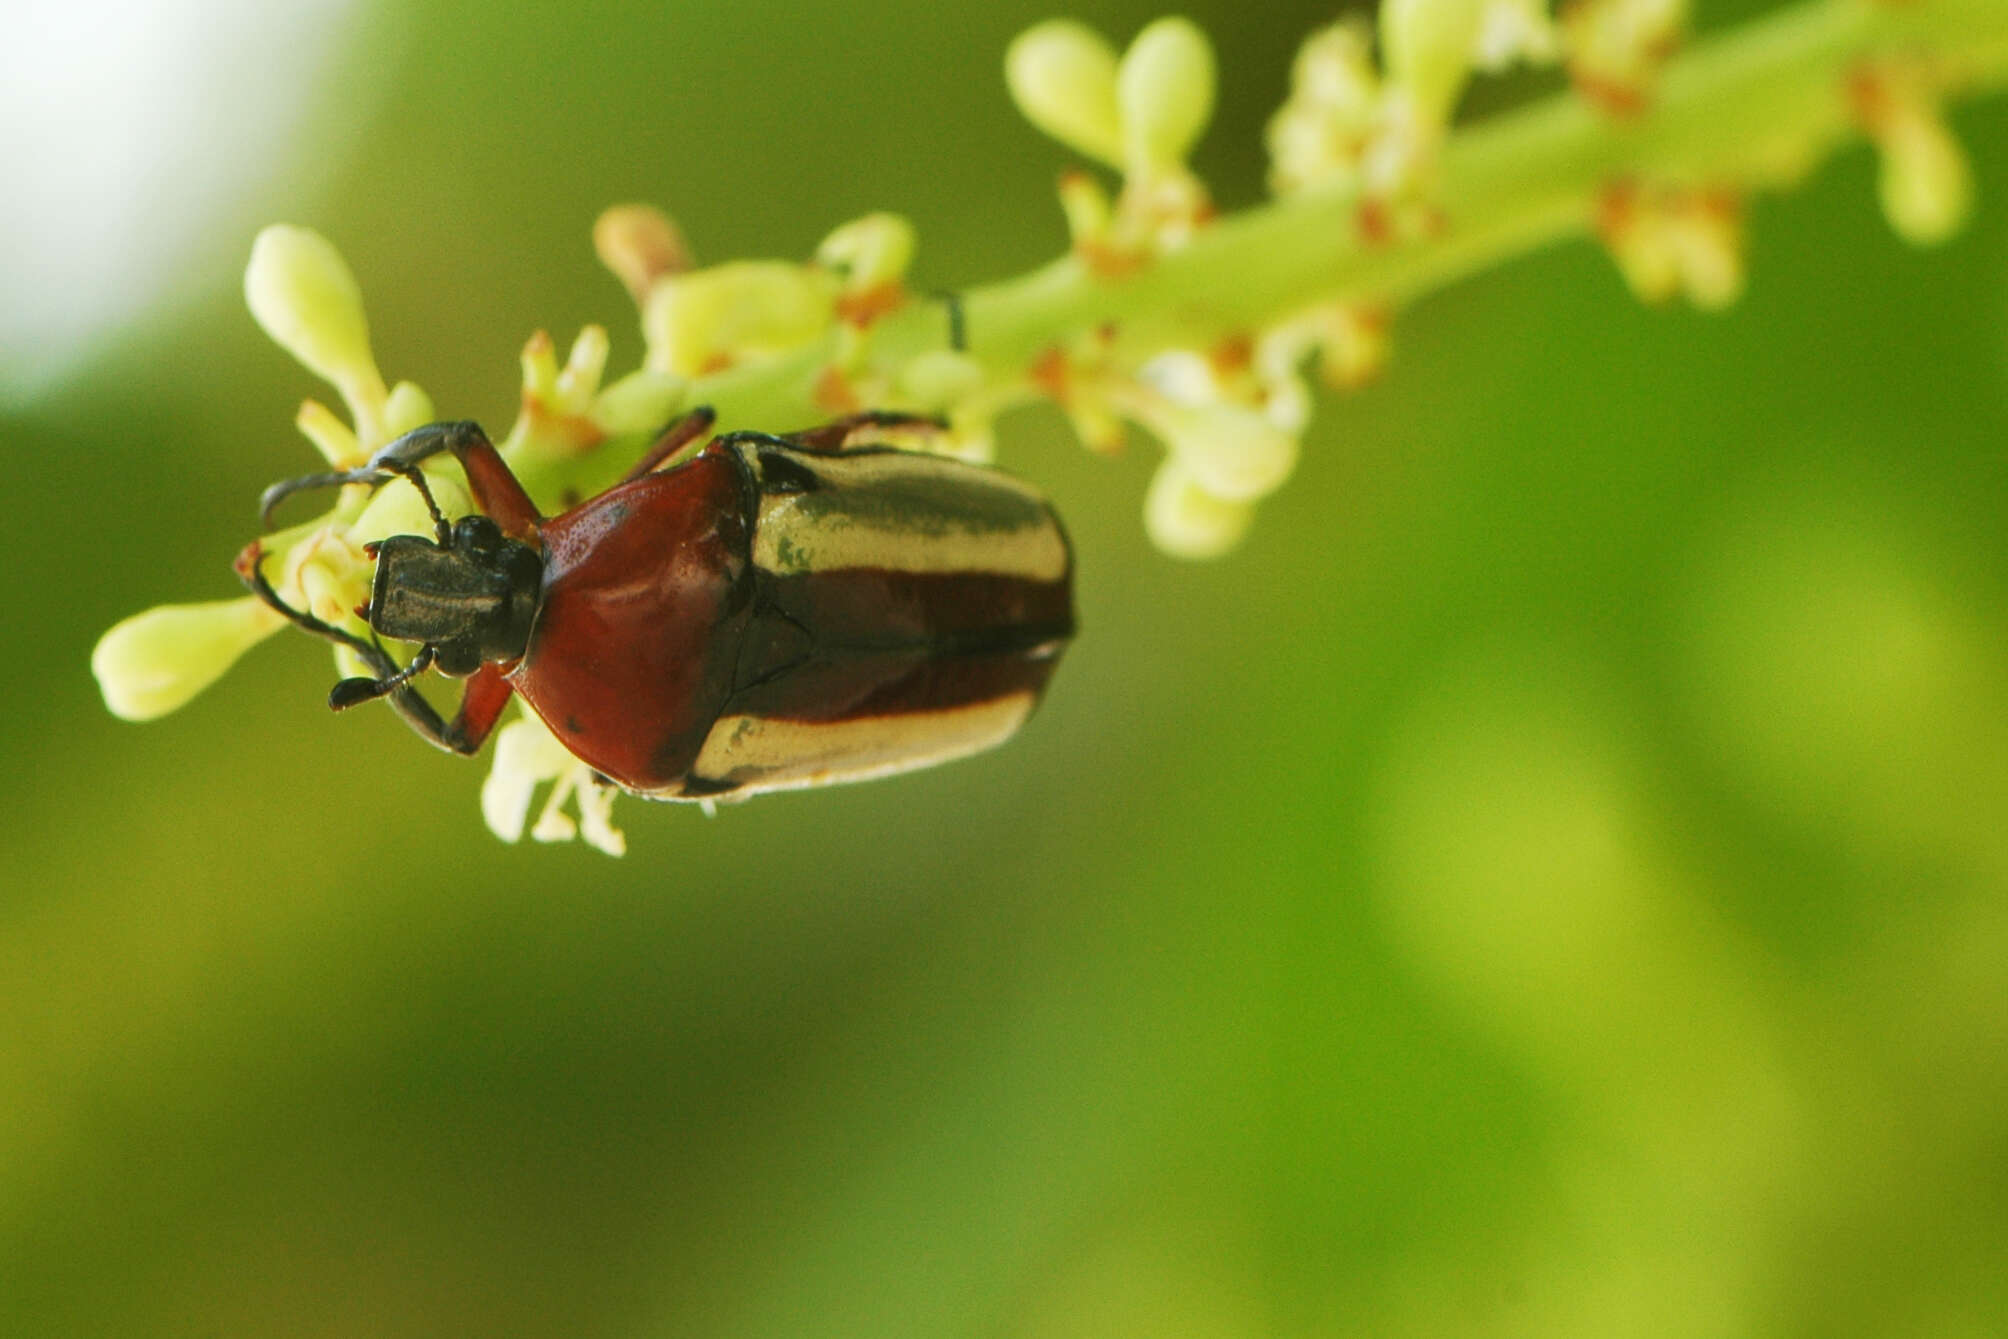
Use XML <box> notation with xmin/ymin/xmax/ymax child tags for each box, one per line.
<box><xmin>328</xmin><ymin>643</ymin><xmax>438</xmax><ymax>711</ymax></box>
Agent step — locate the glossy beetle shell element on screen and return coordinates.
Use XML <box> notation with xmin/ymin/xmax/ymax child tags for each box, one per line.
<box><xmin>510</xmin><ymin>436</ymin><xmax>1073</xmax><ymax>799</ymax></box>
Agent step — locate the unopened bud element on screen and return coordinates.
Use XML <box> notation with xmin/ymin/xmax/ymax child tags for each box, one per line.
<box><xmin>1118</xmin><ymin>18</ymin><xmax>1216</xmax><ymax>174</ymax></box>
<box><xmin>641</xmin><ymin>262</ymin><xmax>837</xmax><ymax>378</ymax></box>
<box><xmin>817</xmin><ymin>213</ymin><xmax>917</xmax><ymax>291</ymax></box>
<box><xmin>594</xmin><ymin>204</ymin><xmax>692</xmax><ymax>307</ymax></box>
<box><xmin>1007</xmin><ymin>20</ymin><xmax>1125</xmax><ymax>168</ymax></box>
<box><xmin>245</xmin><ymin>225</ymin><xmax>389</xmax><ymax>442</ymax></box>
<box><xmin>1145</xmin><ymin>457</ymin><xmax>1255</xmax><ymax>559</ymax></box>
<box><xmin>1878</xmin><ymin>105</ymin><xmax>1973</xmax><ymax>247</ymax></box>
<box><xmin>93</xmin><ymin>597</ymin><xmax>286</xmax><ymax>721</ymax></box>
<box><xmin>1380</xmin><ymin>0</ymin><xmax>1486</xmax><ymax>127</ymax></box>
<box><xmin>593</xmin><ymin>369</ymin><xmax>687</xmax><ymax>435</ymax></box>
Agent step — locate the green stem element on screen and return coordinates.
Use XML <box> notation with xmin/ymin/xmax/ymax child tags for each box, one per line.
<box><xmin>678</xmin><ymin>0</ymin><xmax>2008</xmax><ymax>435</ymax></box>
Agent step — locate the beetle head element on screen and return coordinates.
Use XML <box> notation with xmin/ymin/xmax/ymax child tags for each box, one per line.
<box><xmin>367</xmin><ymin>514</ymin><xmax>544</xmax><ymax>675</ymax></box>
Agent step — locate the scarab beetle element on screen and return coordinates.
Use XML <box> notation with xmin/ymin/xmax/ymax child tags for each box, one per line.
<box><xmin>242</xmin><ymin>409</ymin><xmax>1074</xmax><ymax>800</ymax></box>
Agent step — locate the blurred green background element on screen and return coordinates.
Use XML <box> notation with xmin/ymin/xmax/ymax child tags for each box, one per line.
<box><xmin>7</xmin><ymin>0</ymin><xmax>2008</xmax><ymax>1334</ymax></box>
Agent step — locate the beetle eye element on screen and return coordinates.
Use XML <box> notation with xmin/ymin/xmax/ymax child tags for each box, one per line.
<box><xmin>453</xmin><ymin>514</ymin><xmax>502</xmax><ymax>552</ymax></box>
<box><xmin>433</xmin><ymin>641</ymin><xmax>484</xmax><ymax>677</ymax></box>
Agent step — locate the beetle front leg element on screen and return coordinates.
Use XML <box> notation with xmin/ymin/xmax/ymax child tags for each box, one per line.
<box><xmin>369</xmin><ymin>661</ymin><xmax>515</xmax><ymax>757</ymax></box>
<box><xmin>369</xmin><ymin>421</ymin><xmax>543</xmax><ymax>542</ymax></box>
<box><xmin>441</xmin><ymin>663</ymin><xmax>515</xmax><ymax>755</ymax></box>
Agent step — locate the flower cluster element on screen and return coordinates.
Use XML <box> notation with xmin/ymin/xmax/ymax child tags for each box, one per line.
<box><xmin>90</xmin><ymin>2</ymin><xmax>2002</xmax><ymax>849</ymax></box>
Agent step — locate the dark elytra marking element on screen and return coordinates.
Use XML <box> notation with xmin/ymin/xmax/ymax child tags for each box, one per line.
<box><xmin>726</xmin><ymin>636</ymin><xmax>1065</xmax><ymax>723</ymax></box>
<box><xmin>754</xmin><ymin>449</ymin><xmax>821</xmax><ymax>495</ymax></box>
<box><xmin>757</xmin><ymin>445</ymin><xmax>1050</xmax><ymax>538</ymax></box>
<box><xmin>758</xmin><ymin>567</ymin><xmax>1074</xmax><ymax>649</ymax></box>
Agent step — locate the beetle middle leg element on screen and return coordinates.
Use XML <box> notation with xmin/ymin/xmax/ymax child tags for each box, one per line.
<box><xmin>714</xmin><ymin>411</ymin><xmax>950</xmax><ymax>458</ymax></box>
<box><xmin>615</xmin><ymin>406</ymin><xmax>718</xmax><ymax>484</ymax></box>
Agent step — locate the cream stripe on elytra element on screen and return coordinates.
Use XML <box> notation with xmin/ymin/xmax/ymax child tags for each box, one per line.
<box><xmin>749</xmin><ymin>450</ymin><xmax>1068</xmax><ymax>582</ymax></box>
<box><xmin>689</xmin><ymin>693</ymin><xmax>1036</xmax><ymax>796</ymax></box>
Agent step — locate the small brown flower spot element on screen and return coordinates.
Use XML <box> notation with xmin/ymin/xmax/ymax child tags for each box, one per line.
<box><xmin>1574</xmin><ymin>72</ymin><xmax>1649</xmax><ymax>118</ymax></box>
<box><xmin>814</xmin><ymin>365</ymin><xmax>862</xmax><ymax>414</ymax></box>
<box><xmin>1078</xmin><ymin>239</ymin><xmax>1147</xmax><ymax>279</ymax></box>
<box><xmin>1029</xmin><ymin>346</ymin><xmax>1071</xmax><ymax>401</ymax></box>
<box><xmin>1209</xmin><ymin>334</ymin><xmax>1254</xmax><ymax>377</ymax></box>
<box><xmin>834</xmin><ymin>282</ymin><xmax>908</xmax><ymax>328</ymax></box>
<box><xmin>1356</xmin><ymin>198</ymin><xmax>1393</xmax><ymax>245</ymax></box>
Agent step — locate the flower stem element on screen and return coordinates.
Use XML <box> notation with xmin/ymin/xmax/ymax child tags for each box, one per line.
<box><xmin>680</xmin><ymin>0</ymin><xmax>2008</xmax><ymax>436</ymax></box>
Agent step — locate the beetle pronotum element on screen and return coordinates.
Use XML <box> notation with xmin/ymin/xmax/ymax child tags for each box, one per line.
<box><xmin>241</xmin><ymin>409</ymin><xmax>1074</xmax><ymax>800</ymax></box>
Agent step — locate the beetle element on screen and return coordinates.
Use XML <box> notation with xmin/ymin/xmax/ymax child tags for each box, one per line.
<box><xmin>240</xmin><ymin>408</ymin><xmax>1074</xmax><ymax>800</ymax></box>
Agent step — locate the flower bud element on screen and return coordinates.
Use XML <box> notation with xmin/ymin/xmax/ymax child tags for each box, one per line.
<box><xmin>1311</xmin><ymin>305</ymin><xmax>1392</xmax><ymax>390</ymax></box>
<box><xmin>1007</xmin><ymin>20</ymin><xmax>1125</xmax><ymax>168</ymax></box>
<box><xmin>898</xmin><ymin>349</ymin><xmax>984</xmax><ymax>408</ymax></box>
<box><xmin>295</xmin><ymin>399</ymin><xmax>359</xmax><ymax>468</ymax></box>
<box><xmin>1145</xmin><ymin>457</ymin><xmax>1254</xmax><ymax>559</ymax></box>
<box><xmin>93</xmin><ymin>596</ymin><xmax>286</xmax><ymax>721</ymax></box>
<box><xmin>1473</xmin><ymin>0</ymin><xmax>1558</xmax><ymax>72</ymax></box>
<box><xmin>1057</xmin><ymin>170</ymin><xmax>1114</xmax><ymax>249</ymax></box>
<box><xmin>1563</xmin><ymin>0</ymin><xmax>1687</xmax><ymax>116</ymax></box>
<box><xmin>557</xmin><ymin>325</ymin><xmax>611</xmax><ymax>403</ymax></box>
<box><xmin>521</xmin><ymin>330</ymin><xmax>560</xmax><ymax>403</ymax></box>
<box><xmin>1067</xmin><ymin>397</ymin><xmax>1128</xmax><ymax>455</ymax></box>
<box><xmin>1140</xmin><ymin>396</ymin><xmax>1300</xmax><ymax>502</ymax></box>
<box><xmin>382</xmin><ymin>381</ymin><xmax>436</xmax><ymax>439</ymax></box>
<box><xmin>1878</xmin><ymin>105</ymin><xmax>1973</xmax><ymax>247</ymax></box>
<box><xmin>279</xmin><ymin>527</ymin><xmax>376</xmax><ymax>625</ymax></box>
<box><xmin>640</xmin><ymin>261</ymin><xmax>837</xmax><ymax>378</ymax></box>
<box><xmin>1380</xmin><ymin>0</ymin><xmax>1485</xmax><ymax>128</ymax></box>
<box><xmin>594</xmin><ymin>204</ymin><xmax>691</xmax><ymax>307</ymax></box>
<box><xmin>1117</xmin><ymin>18</ymin><xmax>1216</xmax><ymax>174</ymax></box>
<box><xmin>1267</xmin><ymin>19</ymin><xmax>1380</xmax><ymax>195</ymax></box>
<box><xmin>593</xmin><ymin>369</ymin><xmax>687</xmax><ymax>435</ymax></box>
<box><xmin>1671</xmin><ymin>194</ymin><xmax>1744</xmax><ymax>309</ymax></box>
<box><xmin>244</xmin><ymin>226</ymin><xmax>388</xmax><ymax>439</ymax></box>
<box><xmin>817</xmin><ymin>213</ymin><xmax>917</xmax><ymax>291</ymax></box>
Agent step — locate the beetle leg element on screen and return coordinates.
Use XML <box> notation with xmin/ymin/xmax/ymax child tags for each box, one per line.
<box><xmin>443</xmin><ymin>663</ymin><xmax>516</xmax><ymax>755</ymax></box>
<box><xmin>329</xmin><ymin>643</ymin><xmax>438</xmax><ymax>710</ymax></box>
<box><xmin>261</xmin><ymin>420</ymin><xmax>545</xmax><ymax>543</ymax></box>
<box><xmin>769</xmin><ymin>411</ymin><xmax>950</xmax><ymax>453</ymax></box>
<box><xmin>710</xmin><ymin>412</ymin><xmax>951</xmax><ymax>462</ymax></box>
<box><xmin>615</xmin><ymin>406</ymin><xmax>718</xmax><ymax>484</ymax></box>
<box><xmin>364</xmin><ymin>421</ymin><xmax>544</xmax><ymax>542</ymax></box>
<box><xmin>237</xmin><ymin>543</ymin><xmax>492</xmax><ymax>756</ymax></box>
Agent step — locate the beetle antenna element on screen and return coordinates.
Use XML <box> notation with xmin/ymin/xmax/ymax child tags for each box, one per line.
<box><xmin>260</xmin><ymin>459</ymin><xmax>453</xmax><ymax>544</ymax></box>
<box><xmin>375</xmin><ymin>461</ymin><xmax>452</xmax><ymax>546</ymax></box>
<box><xmin>329</xmin><ymin>644</ymin><xmax>437</xmax><ymax>711</ymax></box>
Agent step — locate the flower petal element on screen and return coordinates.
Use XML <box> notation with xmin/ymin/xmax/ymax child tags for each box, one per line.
<box><xmin>93</xmin><ymin>596</ymin><xmax>287</xmax><ymax>721</ymax></box>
